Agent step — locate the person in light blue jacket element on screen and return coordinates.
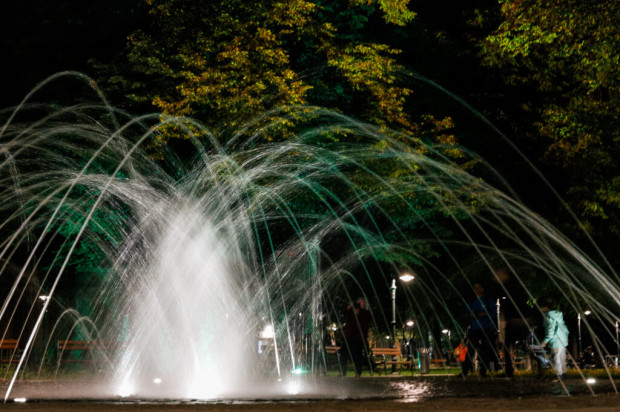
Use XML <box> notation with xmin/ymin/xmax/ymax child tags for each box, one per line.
<box><xmin>540</xmin><ymin>296</ymin><xmax>569</xmax><ymax>379</ymax></box>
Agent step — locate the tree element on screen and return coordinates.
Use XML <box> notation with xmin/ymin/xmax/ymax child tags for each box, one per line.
<box><xmin>89</xmin><ymin>0</ymin><xmax>470</xmax><ymax>318</ymax></box>
<box><xmin>480</xmin><ymin>0</ymin><xmax>620</xmax><ymax>236</ymax></box>
<box><xmin>93</xmin><ymin>0</ymin><xmax>441</xmax><ymax>146</ymax></box>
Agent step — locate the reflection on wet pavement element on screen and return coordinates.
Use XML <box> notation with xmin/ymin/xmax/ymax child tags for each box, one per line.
<box><xmin>2</xmin><ymin>375</ymin><xmax>617</xmax><ymax>404</ymax></box>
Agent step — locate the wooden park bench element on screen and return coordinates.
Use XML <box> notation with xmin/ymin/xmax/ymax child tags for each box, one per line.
<box><xmin>324</xmin><ymin>345</ymin><xmax>341</xmax><ymax>356</ymax></box>
<box><xmin>371</xmin><ymin>347</ymin><xmax>413</xmax><ymax>375</ymax></box>
<box><xmin>430</xmin><ymin>358</ymin><xmax>448</xmax><ymax>368</ymax></box>
<box><xmin>0</xmin><ymin>339</ymin><xmax>19</xmax><ymax>364</ymax></box>
<box><xmin>57</xmin><ymin>340</ymin><xmax>112</xmax><ymax>367</ymax></box>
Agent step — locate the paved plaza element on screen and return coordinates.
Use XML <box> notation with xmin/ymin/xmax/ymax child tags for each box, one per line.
<box><xmin>2</xmin><ymin>376</ymin><xmax>619</xmax><ymax>411</ymax></box>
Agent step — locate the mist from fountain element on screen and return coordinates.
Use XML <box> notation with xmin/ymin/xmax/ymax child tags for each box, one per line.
<box><xmin>0</xmin><ymin>73</ymin><xmax>618</xmax><ymax>401</ymax></box>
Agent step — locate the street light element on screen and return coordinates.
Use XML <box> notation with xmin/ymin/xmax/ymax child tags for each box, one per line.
<box><xmin>37</xmin><ymin>295</ymin><xmax>51</xmax><ymax>365</ymax></box>
<box><xmin>442</xmin><ymin>329</ymin><xmax>451</xmax><ymax>358</ymax></box>
<box><xmin>616</xmin><ymin>321</ymin><xmax>620</xmax><ymax>358</ymax></box>
<box><xmin>578</xmin><ymin>310</ymin><xmax>591</xmax><ymax>355</ymax></box>
<box><xmin>578</xmin><ymin>313</ymin><xmax>582</xmax><ymax>355</ymax></box>
<box><xmin>403</xmin><ymin>320</ymin><xmax>415</xmax><ymax>341</ymax></box>
<box><xmin>442</xmin><ymin>329</ymin><xmax>451</xmax><ymax>341</ymax></box>
<box><xmin>391</xmin><ymin>273</ymin><xmax>415</xmax><ymax>347</ymax></box>
<box><xmin>616</xmin><ymin>321</ymin><xmax>620</xmax><ymax>360</ymax></box>
<box><xmin>400</xmin><ymin>273</ymin><xmax>414</xmax><ymax>283</ymax></box>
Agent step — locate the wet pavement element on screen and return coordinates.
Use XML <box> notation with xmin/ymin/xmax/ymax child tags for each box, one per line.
<box><xmin>1</xmin><ymin>374</ymin><xmax>618</xmax><ymax>405</ymax></box>
<box><xmin>1</xmin><ymin>395</ymin><xmax>619</xmax><ymax>412</ymax></box>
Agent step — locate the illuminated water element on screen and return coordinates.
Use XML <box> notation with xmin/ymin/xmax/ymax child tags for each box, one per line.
<box><xmin>0</xmin><ymin>72</ymin><xmax>618</xmax><ymax>401</ymax></box>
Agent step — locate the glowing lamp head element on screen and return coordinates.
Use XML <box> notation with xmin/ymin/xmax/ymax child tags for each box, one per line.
<box><xmin>399</xmin><ymin>273</ymin><xmax>414</xmax><ymax>282</ymax></box>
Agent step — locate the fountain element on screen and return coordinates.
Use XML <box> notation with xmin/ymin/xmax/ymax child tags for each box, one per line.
<box><xmin>0</xmin><ymin>72</ymin><xmax>618</xmax><ymax>403</ymax></box>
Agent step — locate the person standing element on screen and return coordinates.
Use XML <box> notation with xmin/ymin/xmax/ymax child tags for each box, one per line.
<box><xmin>340</xmin><ymin>297</ymin><xmax>373</xmax><ymax>377</ymax></box>
<box><xmin>540</xmin><ymin>296</ymin><xmax>569</xmax><ymax>380</ymax></box>
<box><xmin>495</xmin><ymin>269</ymin><xmax>533</xmax><ymax>378</ymax></box>
<box><xmin>459</xmin><ymin>282</ymin><xmax>498</xmax><ymax>377</ymax></box>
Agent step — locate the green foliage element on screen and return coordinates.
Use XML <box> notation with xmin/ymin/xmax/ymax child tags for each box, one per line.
<box><xmin>326</xmin><ymin>43</ymin><xmax>413</xmax><ymax>130</ymax></box>
<box><xmin>50</xmin><ymin>192</ymin><xmax>127</xmax><ymax>276</ymax></box>
<box><xmin>125</xmin><ymin>0</ymin><xmax>316</xmax><ymax>145</ymax></box>
<box><xmin>481</xmin><ymin>0</ymin><xmax>620</xmax><ymax>234</ymax></box>
<box><xmin>93</xmin><ymin>0</ymin><xmax>435</xmax><ymax>146</ymax></box>
<box><xmin>90</xmin><ymin>0</ymin><xmax>468</xmax><ymax>276</ymax></box>
<box><xmin>351</xmin><ymin>0</ymin><xmax>416</xmax><ymax>26</ymax></box>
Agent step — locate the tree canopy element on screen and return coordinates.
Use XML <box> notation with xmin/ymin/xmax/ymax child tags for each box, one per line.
<box><xmin>481</xmin><ymin>0</ymin><xmax>620</xmax><ymax>235</ymax></box>
<box><xmin>95</xmin><ymin>0</ymin><xmax>453</xmax><ymax>147</ymax></box>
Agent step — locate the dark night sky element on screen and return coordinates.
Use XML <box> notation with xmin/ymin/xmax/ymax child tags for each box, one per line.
<box><xmin>0</xmin><ymin>1</ymin><xmax>144</xmax><ymax>107</ymax></box>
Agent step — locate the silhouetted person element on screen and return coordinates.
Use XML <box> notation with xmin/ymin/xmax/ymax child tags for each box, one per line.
<box><xmin>581</xmin><ymin>345</ymin><xmax>596</xmax><ymax>368</ymax></box>
<box><xmin>340</xmin><ymin>297</ymin><xmax>372</xmax><ymax>377</ymax></box>
<box><xmin>495</xmin><ymin>269</ymin><xmax>534</xmax><ymax>378</ymax></box>
<box><xmin>459</xmin><ymin>282</ymin><xmax>498</xmax><ymax>377</ymax></box>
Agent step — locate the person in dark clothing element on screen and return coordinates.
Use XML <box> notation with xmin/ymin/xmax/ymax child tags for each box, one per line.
<box><xmin>459</xmin><ymin>282</ymin><xmax>498</xmax><ymax>377</ymax></box>
<box><xmin>495</xmin><ymin>269</ymin><xmax>534</xmax><ymax>378</ymax></box>
<box><xmin>340</xmin><ymin>297</ymin><xmax>373</xmax><ymax>377</ymax></box>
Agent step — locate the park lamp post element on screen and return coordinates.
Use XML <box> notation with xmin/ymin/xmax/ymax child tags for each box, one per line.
<box><xmin>402</xmin><ymin>320</ymin><xmax>415</xmax><ymax>357</ymax></box>
<box><xmin>616</xmin><ymin>320</ymin><xmax>619</xmax><ymax>358</ymax></box>
<box><xmin>37</xmin><ymin>295</ymin><xmax>51</xmax><ymax>364</ymax></box>
<box><xmin>391</xmin><ymin>273</ymin><xmax>415</xmax><ymax>347</ymax></box>
<box><xmin>405</xmin><ymin>320</ymin><xmax>415</xmax><ymax>340</ymax></box>
<box><xmin>615</xmin><ymin>320</ymin><xmax>619</xmax><ymax>359</ymax></box>
<box><xmin>578</xmin><ymin>310</ymin><xmax>591</xmax><ymax>355</ymax></box>
<box><xmin>442</xmin><ymin>328</ymin><xmax>451</xmax><ymax>347</ymax></box>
